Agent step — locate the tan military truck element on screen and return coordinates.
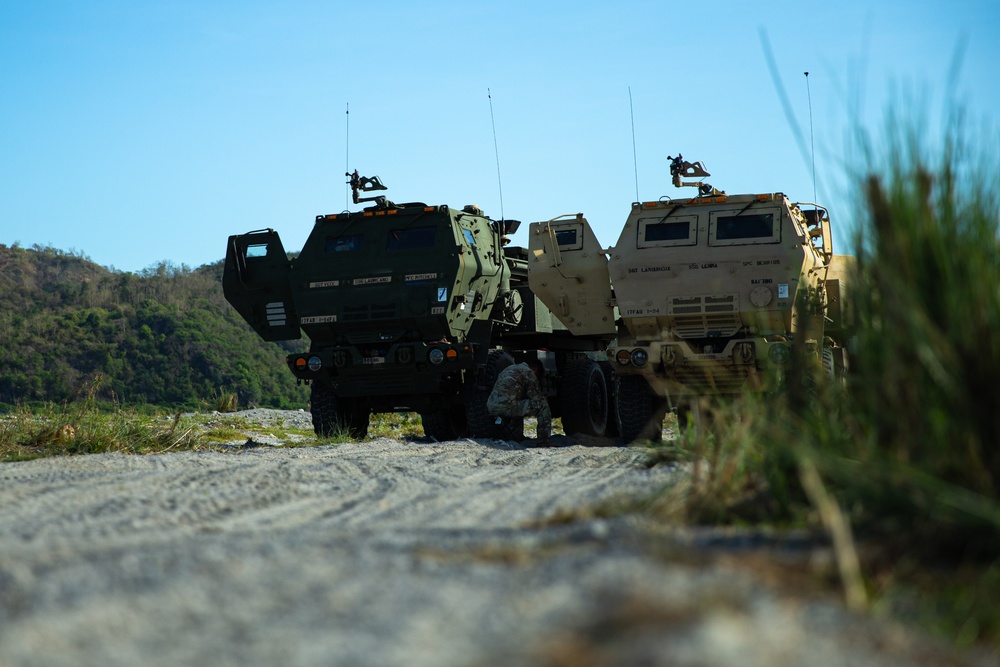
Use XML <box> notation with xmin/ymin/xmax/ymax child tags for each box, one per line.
<box><xmin>528</xmin><ymin>155</ymin><xmax>853</xmax><ymax>442</ymax></box>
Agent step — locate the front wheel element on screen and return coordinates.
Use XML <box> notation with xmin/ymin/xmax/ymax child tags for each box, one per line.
<box><xmin>466</xmin><ymin>349</ymin><xmax>522</xmax><ymax>440</ymax></box>
<box><xmin>311</xmin><ymin>382</ymin><xmax>370</xmax><ymax>440</ymax></box>
<box><xmin>615</xmin><ymin>375</ymin><xmax>666</xmax><ymax>444</ymax></box>
<box><xmin>600</xmin><ymin>361</ymin><xmax>620</xmax><ymax>438</ymax></box>
<box><xmin>420</xmin><ymin>406</ymin><xmax>468</xmax><ymax>441</ymax></box>
<box><xmin>559</xmin><ymin>359</ymin><xmax>609</xmax><ymax>437</ymax></box>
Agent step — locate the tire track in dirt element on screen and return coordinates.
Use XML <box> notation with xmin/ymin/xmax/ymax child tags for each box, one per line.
<box><xmin>0</xmin><ymin>436</ymin><xmax>991</xmax><ymax>667</ymax></box>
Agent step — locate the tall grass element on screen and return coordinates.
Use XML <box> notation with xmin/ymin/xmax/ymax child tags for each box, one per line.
<box><xmin>654</xmin><ymin>108</ymin><xmax>1000</xmax><ymax>644</ymax></box>
<box><xmin>0</xmin><ymin>376</ymin><xmax>204</xmax><ymax>460</ymax></box>
<box><xmin>210</xmin><ymin>388</ymin><xmax>240</xmax><ymax>413</ymax></box>
<box><xmin>843</xmin><ymin>112</ymin><xmax>1000</xmax><ymax>556</ymax></box>
<box><xmin>0</xmin><ymin>403</ymin><xmax>203</xmax><ymax>461</ymax></box>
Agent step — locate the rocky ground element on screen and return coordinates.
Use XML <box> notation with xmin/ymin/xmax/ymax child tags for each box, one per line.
<box><xmin>0</xmin><ymin>410</ymin><xmax>994</xmax><ymax>667</ymax></box>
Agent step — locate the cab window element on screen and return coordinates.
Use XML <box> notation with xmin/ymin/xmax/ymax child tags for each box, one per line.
<box><xmin>325</xmin><ymin>234</ymin><xmax>364</xmax><ymax>253</ymax></box>
<box><xmin>637</xmin><ymin>214</ymin><xmax>697</xmax><ymax>248</ymax></box>
<box><xmin>245</xmin><ymin>243</ymin><xmax>269</xmax><ymax>258</ymax></box>
<box><xmin>387</xmin><ymin>226</ymin><xmax>437</xmax><ymax>251</ymax></box>
<box><xmin>716</xmin><ymin>214</ymin><xmax>773</xmax><ymax>239</ymax></box>
<box><xmin>559</xmin><ymin>229</ymin><xmax>583</xmax><ymax>250</ymax></box>
<box><xmin>549</xmin><ymin>222</ymin><xmax>583</xmax><ymax>251</ymax></box>
<box><xmin>709</xmin><ymin>210</ymin><xmax>781</xmax><ymax>246</ymax></box>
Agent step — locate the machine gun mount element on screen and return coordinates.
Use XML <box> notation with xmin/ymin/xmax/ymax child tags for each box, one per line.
<box><xmin>668</xmin><ymin>154</ymin><xmax>724</xmax><ymax>197</ymax></box>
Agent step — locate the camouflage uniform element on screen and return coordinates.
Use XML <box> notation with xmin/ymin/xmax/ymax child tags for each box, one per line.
<box><xmin>486</xmin><ymin>362</ymin><xmax>552</xmax><ymax>441</ymax></box>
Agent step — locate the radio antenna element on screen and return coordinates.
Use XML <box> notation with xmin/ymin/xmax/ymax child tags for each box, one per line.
<box><xmin>804</xmin><ymin>72</ymin><xmax>817</xmax><ymax>205</ymax></box>
<box><xmin>345</xmin><ymin>102</ymin><xmax>350</xmax><ymax>210</ymax></box>
<box><xmin>629</xmin><ymin>86</ymin><xmax>639</xmax><ymax>202</ymax></box>
<box><xmin>488</xmin><ymin>88</ymin><xmax>505</xmax><ymax>223</ymax></box>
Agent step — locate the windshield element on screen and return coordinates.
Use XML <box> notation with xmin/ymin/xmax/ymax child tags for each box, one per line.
<box><xmin>387</xmin><ymin>226</ymin><xmax>437</xmax><ymax>251</ymax></box>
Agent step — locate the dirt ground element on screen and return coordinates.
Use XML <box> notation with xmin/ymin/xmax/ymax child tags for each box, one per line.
<box><xmin>0</xmin><ymin>411</ymin><xmax>994</xmax><ymax>667</ymax></box>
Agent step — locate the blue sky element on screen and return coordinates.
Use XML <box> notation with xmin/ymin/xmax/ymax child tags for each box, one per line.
<box><xmin>2</xmin><ymin>1</ymin><xmax>998</xmax><ymax>273</ymax></box>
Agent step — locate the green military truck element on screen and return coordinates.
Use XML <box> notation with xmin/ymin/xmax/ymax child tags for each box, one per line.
<box><xmin>223</xmin><ymin>172</ymin><xmax>614</xmax><ymax>441</ymax></box>
<box><xmin>528</xmin><ymin>156</ymin><xmax>854</xmax><ymax>442</ymax></box>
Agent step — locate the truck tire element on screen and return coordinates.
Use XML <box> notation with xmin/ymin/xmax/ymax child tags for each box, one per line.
<box><xmin>615</xmin><ymin>375</ymin><xmax>665</xmax><ymax>443</ymax></box>
<box><xmin>559</xmin><ymin>359</ymin><xmax>609</xmax><ymax>437</ymax></box>
<box><xmin>311</xmin><ymin>382</ymin><xmax>370</xmax><ymax>440</ymax></box>
<box><xmin>465</xmin><ymin>349</ymin><xmax>522</xmax><ymax>440</ymax></box>
<box><xmin>600</xmin><ymin>361</ymin><xmax>620</xmax><ymax>438</ymax></box>
<box><xmin>420</xmin><ymin>406</ymin><xmax>468</xmax><ymax>441</ymax></box>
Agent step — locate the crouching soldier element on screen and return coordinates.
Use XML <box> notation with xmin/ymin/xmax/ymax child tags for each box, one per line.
<box><xmin>486</xmin><ymin>358</ymin><xmax>552</xmax><ymax>445</ymax></box>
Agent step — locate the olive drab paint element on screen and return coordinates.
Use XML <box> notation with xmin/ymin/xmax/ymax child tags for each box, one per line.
<box><xmin>223</xmin><ymin>173</ymin><xmax>615</xmax><ymax>441</ymax></box>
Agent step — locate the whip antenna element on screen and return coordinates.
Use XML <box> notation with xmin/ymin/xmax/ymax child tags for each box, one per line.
<box><xmin>804</xmin><ymin>72</ymin><xmax>817</xmax><ymax>204</ymax></box>
<box><xmin>345</xmin><ymin>102</ymin><xmax>350</xmax><ymax>210</ymax></box>
<box><xmin>629</xmin><ymin>86</ymin><xmax>639</xmax><ymax>202</ymax></box>
<box><xmin>488</xmin><ymin>88</ymin><xmax>504</xmax><ymax>223</ymax></box>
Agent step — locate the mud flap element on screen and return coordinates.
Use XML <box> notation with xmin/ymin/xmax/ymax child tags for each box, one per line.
<box><xmin>222</xmin><ymin>230</ymin><xmax>301</xmax><ymax>341</ymax></box>
<box><xmin>527</xmin><ymin>215</ymin><xmax>616</xmax><ymax>336</ymax></box>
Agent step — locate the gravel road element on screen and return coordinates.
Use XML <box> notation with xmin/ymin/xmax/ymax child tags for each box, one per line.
<box><xmin>0</xmin><ymin>411</ymin><xmax>993</xmax><ymax>667</ymax></box>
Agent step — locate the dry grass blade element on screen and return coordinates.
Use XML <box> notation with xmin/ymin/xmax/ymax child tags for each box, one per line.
<box><xmin>798</xmin><ymin>457</ymin><xmax>867</xmax><ymax>611</ymax></box>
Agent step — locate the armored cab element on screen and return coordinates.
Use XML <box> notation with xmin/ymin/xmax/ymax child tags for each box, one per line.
<box><xmin>529</xmin><ymin>156</ymin><xmax>854</xmax><ymax>442</ymax></box>
<box><xmin>224</xmin><ymin>172</ymin><xmax>614</xmax><ymax>441</ymax></box>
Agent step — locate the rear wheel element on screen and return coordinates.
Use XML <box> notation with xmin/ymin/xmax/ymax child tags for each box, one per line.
<box><xmin>420</xmin><ymin>406</ymin><xmax>468</xmax><ymax>441</ymax></box>
<box><xmin>600</xmin><ymin>361</ymin><xmax>620</xmax><ymax>438</ymax></box>
<box><xmin>311</xmin><ymin>382</ymin><xmax>370</xmax><ymax>440</ymax></box>
<box><xmin>466</xmin><ymin>349</ymin><xmax>522</xmax><ymax>440</ymax></box>
<box><xmin>615</xmin><ymin>375</ymin><xmax>666</xmax><ymax>444</ymax></box>
<box><xmin>559</xmin><ymin>359</ymin><xmax>609</xmax><ymax>437</ymax></box>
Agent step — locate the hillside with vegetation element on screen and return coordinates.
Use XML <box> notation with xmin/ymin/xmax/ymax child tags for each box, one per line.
<box><xmin>0</xmin><ymin>244</ymin><xmax>308</xmax><ymax>410</ymax></box>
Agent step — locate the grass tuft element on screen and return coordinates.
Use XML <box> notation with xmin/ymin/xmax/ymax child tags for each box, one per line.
<box><xmin>210</xmin><ymin>389</ymin><xmax>240</xmax><ymax>413</ymax></box>
<box><xmin>368</xmin><ymin>412</ymin><xmax>424</xmax><ymax>440</ymax></box>
<box><xmin>0</xmin><ymin>402</ymin><xmax>203</xmax><ymax>461</ymax></box>
<box><xmin>649</xmin><ymin>102</ymin><xmax>1000</xmax><ymax>645</ymax></box>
